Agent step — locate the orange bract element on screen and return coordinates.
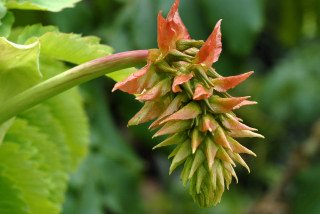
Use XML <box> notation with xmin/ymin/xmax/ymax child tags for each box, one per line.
<box><xmin>195</xmin><ymin>20</ymin><xmax>222</xmax><ymax>67</ymax></box>
<box><xmin>157</xmin><ymin>0</ymin><xmax>190</xmax><ymax>54</ymax></box>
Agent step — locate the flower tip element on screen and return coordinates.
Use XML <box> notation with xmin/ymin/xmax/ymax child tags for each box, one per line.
<box><xmin>194</xmin><ymin>18</ymin><xmax>222</xmax><ymax>67</ymax></box>
<box><xmin>168</xmin><ymin>0</ymin><xmax>181</xmax><ymax>19</ymax></box>
<box><xmin>111</xmin><ymin>85</ymin><xmax>118</xmax><ymax>92</ymax></box>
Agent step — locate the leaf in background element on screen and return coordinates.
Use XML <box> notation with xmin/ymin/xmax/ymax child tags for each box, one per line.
<box><xmin>62</xmin><ymin>80</ymin><xmax>143</xmax><ymax>214</ymax></box>
<box><xmin>273</xmin><ymin>0</ymin><xmax>303</xmax><ymax>46</ymax></box>
<box><xmin>0</xmin><ymin>23</ymin><xmax>109</xmax><ymax>213</ymax></box>
<box><xmin>9</xmin><ymin>24</ymin><xmax>58</xmax><ymax>44</ymax></box>
<box><xmin>200</xmin><ymin>0</ymin><xmax>264</xmax><ymax>56</ymax></box>
<box><xmin>292</xmin><ymin>165</ymin><xmax>320</xmax><ymax>214</ymax></box>
<box><xmin>10</xmin><ymin>24</ymin><xmax>113</xmax><ymax>64</ymax></box>
<box><xmin>0</xmin><ymin>38</ymin><xmax>41</xmax><ymax>104</ymax></box>
<box><xmin>35</xmin><ymin>32</ymin><xmax>113</xmax><ymax>64</ymax></box>
<box><xmin>179</xmin><ymin>0</ymin><xmax>207</xmax><ymax>39</ymax></box>
<box><xmin>0</xmin><ymin>118</ymin><xmax>14</xmax><ymax>145</ymax></box>
<box><xmin>0</xmin><ymin>1</ymin><xmax>6</xmax><ymax>21</ymax></box>
<box><xmin>131</xmin><ymin>0</ymin><xmax>156</xmax><ymax>49</ymax></box>
<box><xmin>260</xmin><ymin>42</ymin><xmax>320</xmax><ymax>124</ymax></box>
<box><xmin>0</xmin><ymin>12</ymin><xmax>15</xmax><ymax>37</ymax></box>
<box><xmin>5</xmin><ymin>0</ymin><xmax>81</xmax><ymax>12</ymax></box>
<box><xmin>106</xmin><ymin>67</ymin><xmax>136</xmax><ymax>82</ymax></box>
<box><xmin>0</xmin><ymin>57</ymin><xmax>89</xmax><ymax>214</ymax></box>
<box><xmin>103</xmin><ymin>2</ymin><xmax>136</xmax><ymax>52</ymax></box>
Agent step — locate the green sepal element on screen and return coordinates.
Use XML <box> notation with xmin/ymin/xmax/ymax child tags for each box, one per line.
<box><xmin>169</xmin><ymin>140</ymin><xmax>191</xmax><ymax>174</ymax></box>
<box><xmin>189</xmin><ymin>149</ymin><xmax>205</xmax><ymax>179</ymax></box>
<box><xmin>152</xmin><ymin>132</ymin><xmax>187</xmax><ymax>150</ymax></box>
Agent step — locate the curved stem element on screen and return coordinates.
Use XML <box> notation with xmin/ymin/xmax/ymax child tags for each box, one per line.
<box><xmin>0</xmin><ymin>50</ymin><xmax>149</xmax><ymax>124</ymax></box>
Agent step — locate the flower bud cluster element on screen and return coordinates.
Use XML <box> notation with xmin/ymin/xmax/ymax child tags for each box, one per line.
<box><xmin>112</xmin><ymin>0</ymin><xmax>263</xmax><ymax>207</ymax></box>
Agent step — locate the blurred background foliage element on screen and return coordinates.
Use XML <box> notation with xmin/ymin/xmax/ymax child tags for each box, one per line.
<box><xmin>11</xmin><ymin>0</ymin><xmax>320</xmax><ymax>213</ymax></box>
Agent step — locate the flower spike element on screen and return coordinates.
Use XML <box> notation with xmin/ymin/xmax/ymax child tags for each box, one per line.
<box><xmin>113</xmin><ymin>1</ymin><xmax>263</xmax><ymax>208</ymax></box>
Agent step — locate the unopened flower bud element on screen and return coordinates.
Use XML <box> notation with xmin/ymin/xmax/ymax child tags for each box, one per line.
<box><xmin>176</xmin><ymin>39</ymin><xmax>204</xmax><ymax>51</ymax></box>
<box><xmin>113</xmin><ymin>0</ymin><xmax>263</xmax><ymax>207</ymax></box>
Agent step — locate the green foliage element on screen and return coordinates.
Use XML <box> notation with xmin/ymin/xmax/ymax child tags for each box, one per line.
<box><xmin>62</xmin><ymin>80</ymin><xmax>143</xmax><ymax>214</ymax></box>
<box><xmin>106</xmin><ymin>67</ymin><xmax>136</xmax><ymax>82</ymax></box>
<box><xmin>5</xmin><ymin>0</ymin><xmax>81</xmax><ymax>12</ymax></box>
<box><xmin>0</xmin><ymin>11</ymin><xmax>14</xmax><ymax>37</ymax></box>
<box><xmin>0</xmin><ymin>5</ymin><xmax>116</xmax><ymax>212</ymax></box>
<box><xmin>260</xmin><ymin>42</ymin><xmax>320</xmax><ymax>124</ymax></box>
<box><xmin>0</xmin><ymin>38</ymin><xmax>41</xmax><ymax>104</ymax></box>
<box><xmin>0</xmin><ymin>119</ymin><xmax>14</xmax><ymax>145</ymax></box>
<box><xmin>200</xmin><ymin>0</ymin><xmax>264</xmax><ymax>56</ymax></box>
<box><xmin>292</xmin><ymin>165</ymin><xmax>320</xmax><ymax>214</ymax></box>
<box><xmin>10</xmin><ymin>24</ymin><xmax>113</xmax><ymax>64</ymax></box>
<box><xmin>0</xmin><ymin>67</ymin><xmax>89</xmax><ymax>214</ymax></box>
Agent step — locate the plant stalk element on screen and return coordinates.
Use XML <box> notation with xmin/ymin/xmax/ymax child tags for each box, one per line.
<box><xmin>0</xmin><ymin>50</ymin><xmax>149</xmax><ymax>124</ymax></box>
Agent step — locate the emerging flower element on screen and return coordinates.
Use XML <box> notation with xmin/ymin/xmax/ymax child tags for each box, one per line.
<box><xmin>113</xmin><ymin>0</ymin><xmax>263</xmax><ymax>207</ymax></box>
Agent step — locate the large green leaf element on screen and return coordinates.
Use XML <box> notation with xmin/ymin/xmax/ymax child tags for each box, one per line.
<box><xmin>0</xmin><ymin>118</ymin><xmax>14</xmax><ymax>145</ymax></box>
<box><xmin>0</xmin><ymin>38</ymin><xmax>41</xmax><ymax>104</ymax></box>
<box><xmin>35</xmin><ymin>32</ymin><xmax>113</xmax><ymax>64</ymax></box>
<box><xmin>0</xmin><ymin>12</ymin><xmax>14</xmax><ymax>37</ymax></box>
<box><xmin>0</xmin><ymin>1</ymin><xmax>6</xmax><ymax>21</ymax></box>
<box><xmin>0</xmin><ymin>58</ymin><xmax>89</xmax><ymax>214</ymax></box>
<box><xmin>10</xmin><ymin>24</ymin><xmax>113</xmax><ymax>64</ymax></box>
<box><xmin>5</xmin><ymin>0</ymin><xmax>81</xmax><ymax>12</ymax></box>
<box><xmin>0</xmin><ymin>24</ymin><xmax>115</xmax><ymax>213</ymax></box>
<box><xmin>106</xmin><ymin>67</ymin><xmax>136</xmax><ymax>82</ymax></box>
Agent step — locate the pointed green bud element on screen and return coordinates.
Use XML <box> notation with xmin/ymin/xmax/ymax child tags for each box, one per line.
<box><xmin>166</xmin><ymin>49</ymin><xmax>193</xmax><ymax>62</ymax></box>
<box><xmin>153</xmin><ymin>120</ymin><xmax>191</xmax><ymax>137</ymax></box>
<box><xmin>189</xmin><ymin>149</ymin><xmax>205</xmax><ymax>179</ymax></box>
<box><xmin>216</xmin><ymin>162</ymin><xmax>225</xmax><ymax>193</ymax></box>
<box><xmin>214</xmin><ymin>127</ymin><xmax>232</xmax><ymax>150</ymax></box>
<box><xmin>150</xmin><ymin>93</ymin><xmax>188</xmax><ymax>129</ymax></box>
<box><xmin>227</xmin><ymin>136</ymin><xmax>256</xmax><ymax>156</ymax></box>
<box><xmin>191</xmin><ymin>128</ymin><xmax>202</xmax><ymax>153</ymax></box>
<box><xmin>193</xmin><ymin>65</ymin><xmax>214</xmax><ymax>88</ymax></box>
<box><xmin>176</xmin><ymin>39</ymin><xmax>204</xmax><ymax>51</ymax></box>
<box><xmin>228</xmin><ymin>151</ymin><xmax>251</xmax><ymax>173</ymax></box>
<box><xmin>169</xmin><ymin>140</ymin><xmax>192</xmax><ymax>174</ymax></box>
<box><xmin>181</xmin><ymin>80</ymin><xmax>194</xmax><ymax>98</ymax></box>
<box><xmin>153</xmin><ymin>132</ymin><xmax>188</xmax><ymax>149</ymax></box>
<box><xmin>128</xmin><ymin>100</ymin><xmax>165</xmax><ymax>126</ymax></box>
<box><xmin>137</xmin><ymin>78</ymin><xmax>171</xmax><ymax>101</ymax></box>
<box><xmin>216</xmin><ymin>146</ymin><xmax>235</xmax><ymax>166</ymax></box>
<box><xmin>160</xmin><ymin>102</ymin><xmax>201</xmax><ymax>124</ymax></box>
<box><xmin>221</xmin><ymin>113</ymin><xmax>257</xmax><ymax>131</ymax></box>
<box><xmin>154</xmin><ymin>60</ymin><xmax>177</xmax><ymax>73</ymax></box>
<box><xmin>210</xmin><ymin>162</ymin><xmax>218</xmax><ymax>189</ymax></box>
<box><xmin>184</xmin><ymin>47</ymin><xmax>199</xmax><ymax>56</ymax></box>
<box><xmin>205</xmin><ymin>137</ymin><xmax>218</xmax><ymax>168</ymax></box>
<box><xmin>228</xmin><ymin>129</ymin><xmax>264</xmax><ymax>138</ymax></box>
<box><xmin>223</xmin><ymin>162</ymin><xmax>238</xmax><ymax>183</ymax></box>
<box><xmin>223</xmin><ymin>167</ymin><xmax>232</xmax><ymax>190</ymax></box>
<box><xmin>196</xmin><ymin>166</ymin><xmax>207</xmax><ymax>194</ymax></box>
<box><xmin>181</xmin><ymin>156</ymin><xmax>193</xmax><ymax>186</ymax></box>
<box><xmin>207</xmin><ymin>67</ymin><xmax>221</xmax><ymax>78</ymax></box>
<box><xmin>168</xmin><ymin>143</ymin><xmax>181</xmax><ymax>159</ymax></box>
<box><xmin>208</xmin><ymin>95</ymin><xmax>249</xmax><ymax>113</ymax></box>
<box><xmin>200</xmin><ymin>114</ymin><xmax>219</xmax><ymax>132</ymax></box>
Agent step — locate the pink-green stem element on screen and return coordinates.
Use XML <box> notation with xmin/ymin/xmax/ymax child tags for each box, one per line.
<box><xmin>0</xmin><ymin>50</ymin><xmax>149</xmax><ymax>124</ymax></box>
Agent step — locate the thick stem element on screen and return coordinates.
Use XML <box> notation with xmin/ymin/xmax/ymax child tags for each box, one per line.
<box><xmin>0</xmin><ymin>50</ymin><xmax>149</xmax><ymax>124</ymax></box>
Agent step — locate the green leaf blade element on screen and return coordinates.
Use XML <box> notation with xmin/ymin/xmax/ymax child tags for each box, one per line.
<box><xmin>5</xmin><ymin>0</ymin><xmax>82</xmax><ymax>12</ymax></box>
